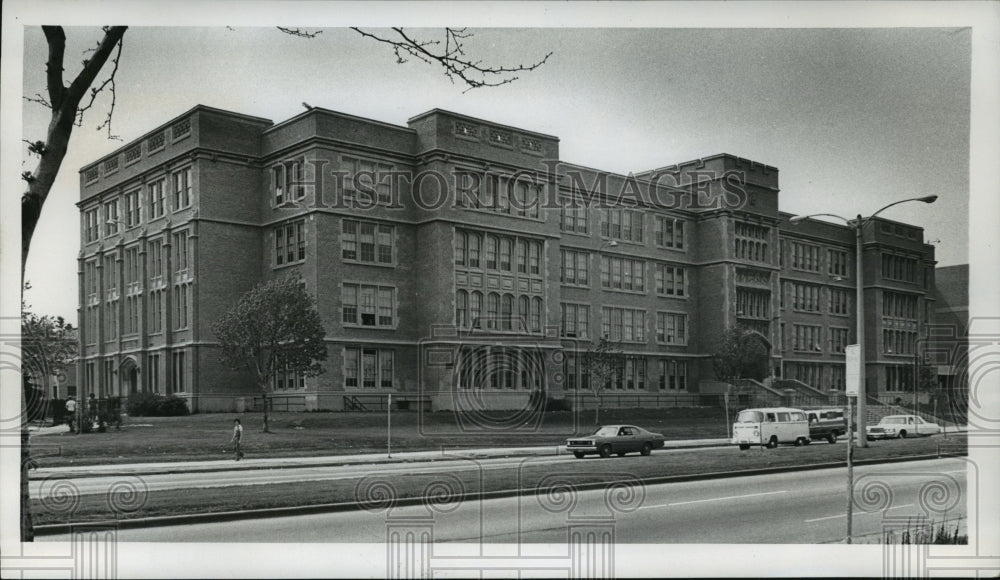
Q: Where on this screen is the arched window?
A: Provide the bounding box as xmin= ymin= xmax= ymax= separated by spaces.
xmin=518 ymin=295 xmax=530 ymax=331
xmin=530 ymin=297 xmax=542 ymax=332
xmin=456 ymin=290 xmax=468 ymax=328
xmin=468 ymin=234 xmax=481 ymax=268
xmin=501 ymin=294 xmax=513 ymax=331
xmin=470 ymin=291 xmax=483 ymax=328
xmin=487 ymin=293 xmax=500 ymax=329
xmin=455 ymin=231 xmax=466 ymax=266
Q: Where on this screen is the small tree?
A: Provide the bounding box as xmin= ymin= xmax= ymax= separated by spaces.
xmin=583 ymin=337 xmax=621 ymax=425
xmin=212 ymin=276 xmax=327 ymax=433
xmin=711 ymin=326 xmax=770 ymax=385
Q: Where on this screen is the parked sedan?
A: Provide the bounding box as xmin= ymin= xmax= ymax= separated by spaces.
xmin=866 ymin=415 xmax=941 ymax=440
xmin=566 ymin=425 xmax=665 ymax=458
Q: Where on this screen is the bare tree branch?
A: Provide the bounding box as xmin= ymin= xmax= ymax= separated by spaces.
xmin=76 ymin=33 xmax=124 ymax=140
xmin=42 ymin=26 xmax=67 ymax=110
xmin=277 ymin=26 xmax=322 ymax=38
xmin=351 ymin=27 xmax=552 ymax=92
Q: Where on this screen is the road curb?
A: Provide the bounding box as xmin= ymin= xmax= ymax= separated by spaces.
xmin=30 ymin=441 xmax=732 ymax=479
xmin=33 ymin=451 xmax=961 ymax=536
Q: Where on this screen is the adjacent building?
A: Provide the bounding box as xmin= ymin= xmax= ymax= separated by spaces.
xmin=77 ymin=105 xmax=939 ymax=412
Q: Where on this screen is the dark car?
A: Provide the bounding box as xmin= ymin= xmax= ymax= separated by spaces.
xmin=807 ymin=408 xmax=847 ymax=444
xmin=566 ymin=425 xmax=666 ymax=458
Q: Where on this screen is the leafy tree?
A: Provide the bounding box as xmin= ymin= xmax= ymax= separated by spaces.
xmin=19 ymin=294 xmax=77 ymax=542
xmin=583 ymin=337 xmax=621 ymax=425
xmin=212 ymin=276 xmax=327 ymax=433
xmin=711 ymin=326 xmax=770 ymax=385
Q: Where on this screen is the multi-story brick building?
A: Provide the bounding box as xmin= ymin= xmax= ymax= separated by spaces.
xmin=77 ymin=104 xmax=938 ymax=412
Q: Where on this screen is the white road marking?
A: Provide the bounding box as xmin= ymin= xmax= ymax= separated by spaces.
xmin=639 ymin=490 xmax=789 ymax=509
xmin=804 ymin=503 xmax=915 ymax=523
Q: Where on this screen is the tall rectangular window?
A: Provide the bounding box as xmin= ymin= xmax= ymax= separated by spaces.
xmin=84 ymin=209 xmax=100 ymax=242
xmin=147 ymin=354 xmax=160 ymax=393
xmin=828 ymin=249 xmax=848 ymax=277
xmin=656 ymin=312 xmax=687 ymax=344
xmin=104 ymin=199 xmax=120 ymax=236
xmin=173 ymin=230 xmax=189 ymax=274
xmin=734 ymin=222 xmax=770 ymax=262
xmin=654 ymin=264 xmax=686 ymax=296
xmin=560 ymin=201 xmax=588 ymax=234
xmin=654 ymin=216 xmax=685 ymax=249
xmin=342 ymin=220 xmax=392 ymax=265
xmin=171 ymin=351 xmax=185 ymax=393
xmin=560 ymin=303 xmax=590 ymax=339
xmin=125 ymin=189 xmax=142 ymax=228
xmin=601 ymin=256 xmax=646 ymax=292
xmin=172 ymin=167 xmax=192 ymax=209
xmin=560 ymin=249 xmax=590 ymax=286
xmin=148 ymin=179 xmax=166 ymax=219
xmin=600 ymin=208 xmax=644 ymax=243
xmin=601 ymin=307 xmax=645 ymax=342
xmin=173 ymin=284 xmax=189 ymax=329
xmin=275 ymin=220 xmax=306 ymax=266
xmin=829 ymin=287 xmax=851 ymax=315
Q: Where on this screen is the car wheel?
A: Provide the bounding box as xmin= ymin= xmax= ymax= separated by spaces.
xmin=599 ymin=444 xmax=612 ymax=458
xmin=794 ymin=437 xmax=805 ymax=446
xmin=766 ymin=436 xmax=778 ymax=449
xmin=573 ymin=452 xmax=585 ymax=459
xmin=803 ymin=437 xmax=811 ymax=445
xmin=738 ymin=443 xmax=750 ymax=451
xmin=898 ymin=430 xmax=907 ymax=439
xmin=827 ymin=433 xmax=837 ymax=444
xmin=641 ymin=443 xmax=653 ymax=456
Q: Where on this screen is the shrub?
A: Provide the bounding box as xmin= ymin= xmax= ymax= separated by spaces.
xmin=155 ymin=395 xmax=190 ymax=416
xmin=126 ymin=393 xmax=190 ymax=417
xmin=126 ymin=392 xmax=161 ymax=417
xmin=545 ymin=396 xmax=573 ymax=412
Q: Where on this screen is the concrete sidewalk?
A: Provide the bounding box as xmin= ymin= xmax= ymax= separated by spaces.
xmin=30 ymin=437 xmax=732 ymax=478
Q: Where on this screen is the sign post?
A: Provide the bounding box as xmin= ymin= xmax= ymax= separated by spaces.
xmin=387 ymin=393 xmax=392 ymax=459
xmin=844 ymin=344 xmax=860 ymax=543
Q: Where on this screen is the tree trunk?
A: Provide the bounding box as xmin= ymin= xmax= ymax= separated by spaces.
xmin=593 ymin=391 xmax=600 ymax=425
xmin=262 ymin=390 xmax=269 ymax=433
xmin=21 ymin=397 xmax=34 ymax=542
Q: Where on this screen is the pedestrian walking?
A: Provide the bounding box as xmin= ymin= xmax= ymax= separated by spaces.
xmin=231 ymin=419 xmax=244 ymax=461
xmin=64 ymin=396 xmax=77 ymax=433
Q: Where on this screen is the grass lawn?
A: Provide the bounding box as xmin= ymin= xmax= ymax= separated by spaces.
xmin=30 ymin=407 xmax=732 ymax=467
xmin=32 ymin=433 xmax=966 ymax=527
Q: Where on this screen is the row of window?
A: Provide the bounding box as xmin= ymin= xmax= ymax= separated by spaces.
xmin=785 ymin=324 xmax=851 ymax=353
xmin=83 ymin=351 xmax=184 ymax=397
xmin=883 ymin=330 xmax=918 ymax=355
xmin=85 ymin=236 xmax=189 ymax=295
xmin=882 ymin=254 xmax=919 ymax=283
xmin=454 ymin=347 xmax=544 ymax=391
xmin=342 ymin=284 xmax=396 ymax=328
xmin=783 ymin=283 xmax=851 ymax=315
xmin=784 ymin=362 xmax=846 ymax=391
xmin=83 ymin=167 xmax=192 ymax=243
xmin=457 ymin=173 xmax=543 ymax=219
xmin=344 ymin=348 xmax=394 ymax=389
xmin=455 ymin=230 xmax=542 ymax=275
xmin=84 ymin=284 xmax=190 ymax=344
xmin=882 ymin=291 xmax=919 ymax=320
xmin=735 ymin=222 xmax=770 ymax=263
xmin=563 ymin=355 xmax=688 ymax=391
xmin=782 ymin=242 xmax=849 ymax=277
xmin=455 ymin=290 xmax=544 ymax=333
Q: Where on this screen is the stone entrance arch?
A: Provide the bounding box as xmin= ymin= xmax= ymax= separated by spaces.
xmin=120 ymin=357 xmax=140 ymax=395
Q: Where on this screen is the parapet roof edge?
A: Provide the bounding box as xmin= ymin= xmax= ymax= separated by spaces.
xmin=264 ymin=106 xmax=418 ymax=136
xmin=79 ymin=104 xmax=273 ymax=173
xmin=643 ymin=153 xmax=780 ymax=175
xmin=407 ymin=108 xmax=560 ymax=141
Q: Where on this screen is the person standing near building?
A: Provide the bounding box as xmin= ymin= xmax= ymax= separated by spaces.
xmin=87 ymin=393 xmax=98 ymax=426
xmin=64 ymin=396 xmax=77 ymax=433
xmin=231 ymin=419 xmax=244 ymax=461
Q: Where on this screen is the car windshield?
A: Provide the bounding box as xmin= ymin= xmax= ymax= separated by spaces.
xmin=593 ymin=427 xmax=618 ymax=437
xmin=736 ymin=411 xmax=764 ymax=423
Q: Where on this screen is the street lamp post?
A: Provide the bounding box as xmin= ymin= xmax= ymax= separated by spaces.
xmin=789 ymin=195 xmax=937 ymax=451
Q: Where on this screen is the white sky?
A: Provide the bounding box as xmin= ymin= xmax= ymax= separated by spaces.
xmin=13 ymin=12 xmax=977 ymax=325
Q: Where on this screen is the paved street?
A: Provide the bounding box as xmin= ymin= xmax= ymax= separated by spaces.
xmin=37 ymin=457 xmax=968 ymax=544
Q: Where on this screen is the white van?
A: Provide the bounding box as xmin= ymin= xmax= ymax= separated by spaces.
xmin=732 ymin=407 xmax=810 ymax=450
